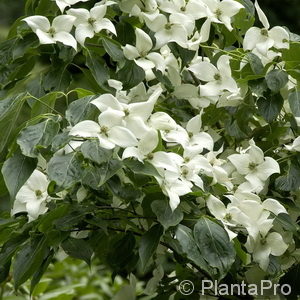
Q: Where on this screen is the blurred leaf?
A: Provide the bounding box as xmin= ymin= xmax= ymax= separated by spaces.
xmin=265 ymin=69 xmax=288 ymax=92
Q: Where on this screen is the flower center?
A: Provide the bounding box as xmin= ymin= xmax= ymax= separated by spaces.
xmin=248 ymin=162 xmax=258 ymax=171
xmin=48 ymin=27 xmax=56 ymax=36
xmin=215 ymin=8 xmax=222 ymax=19
xmin=35 ymin=190 xmax=43 ymax=198
xmin=214 ymin=73 xmax=221 ymax=81
xmin=260 ymin=28 xmax=269 ymax=36
xmin=260 ymin=237 xmax=267 ymax=245
xmin=184 ymin=157 xmax=190 ymax=163
xmin=225 ymin=213 xmax=232 ymax=221
xmin=180 ymin=6 xmax=186 ymax=11
xmin=88 ymin=17 xmax=96 ymax=25
xmin=181 ymin=166 xmax=189 ymax=177
xmin=100 ymin=126 xmax=109 ymax=136
xmin=188 ymin=132 xmax=193 ymax=138
xmin=165 ymin=23 xmax=172 ymax=30
xmin=124 ymin=108 xmax=130 ymax=116
xmin=147 ymin=153 xmax=154 ymax=160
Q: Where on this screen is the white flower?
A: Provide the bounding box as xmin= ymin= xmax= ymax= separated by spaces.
xmin=199 ymin=0 xmax=244 ymax=42
xmin=143 ymin=12 xmax=194 ymax=48
xmin=12 ymin=170 xmax=49 ymax=222
xmin=157 ymin=0 xmax=207 ymax=20
xmin=188 ymin=55 xmax=239 ymax=97
xmin=285 ymin=136 xmax=300 ymax=152
xmin=243 ymin=0 xmax=289 ymax=55
xmin=53 ymin=0 xmax=89 ymax=13
xmin=68 ymin=4 xmax=116 ymax=46
xmin=69 ymin=109 xmax=138 ymax=149
xmin=245 ymin=232 xmax=288 ymax=270
xmin=23 ymin=15 xmax=77 ymax=50
xmin=228 ymin=140 xmax=280 ymax=192
xmin=122 ymin=129 xmax=159 ymax=162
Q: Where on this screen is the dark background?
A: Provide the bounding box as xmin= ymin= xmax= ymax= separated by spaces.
xmin=0 ymin=0 xmax=299 ymax=34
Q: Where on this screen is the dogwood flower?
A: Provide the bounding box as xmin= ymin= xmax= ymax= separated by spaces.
xmin=157 ymin=0 xmax=207 ymax=20
xmin=23 ymin=15 xmax=77 ymax=50
xmin=54 ymin=0 xmax=89 ymax=13
xmin=243 ymin=0 xmax=289 ymax=55
xmin=188 ymin=55 xmax=239 ymax=97
xmin=199 ymin=0 xmax=244 ymax=42
xmin=228 ymin=140 xmax=280 ymax=192
xmin=143 ymin=12 xmax=194 ymax=48
xmin=69 ymin=109 xmax=138 ymax=149
xmin=68 ymin=4 xmax=116 ymax=46
xmin=12 ymin=170 xmax=49 ymax=222
xmin=122 ymin=129 xmax=159 ymax=162
xmin=245 ymin=232 xmax=288 ymax=270
xmin=285 ymin=136 xmax=300 ymax=152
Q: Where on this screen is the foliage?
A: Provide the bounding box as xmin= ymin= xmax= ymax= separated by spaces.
xmin=0 ymin=0 xmax=300 ymax=299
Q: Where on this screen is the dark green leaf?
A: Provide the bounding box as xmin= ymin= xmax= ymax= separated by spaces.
xmin=0 ymin=93 xmax=27 ymax=154
xmin=13 ymin=236 xmax=49 ymax=288
xmin=66 ymin=95 xmax=98 ymax=126
xmin=265 ymin=69 xmax=289 ymax=93
xmin=117 ymin=60 xmax=145 ymax=90
xmin=246 ymin=53 xmax=264 ymax=75
xmin=139 ymin=224 xmax=163 ymax=270
xmin=175 ymin=225 xmax=212 ymax=274
xmin=102 ymin=37 xmax=124 ymax=62
xmin=193 ymin=218 xmax=235 ymax=279
xmin=48 ymin=153 xmax=84 ymax=189
xmin=275 ymin=160 xmax=300 ymax=191
xmin=257 ymin=93 xmax=284 ymax=122
xmin=2 ymin=153 xmax=37 ymax=201
xmin=42 ymin=65 xmax=71 ymax=92
xmin=124 ymin=159 xmax=159 ymax=177
xmin=31 ymin=92 xmax=59 ymax=117
xmin=151 ymin=200 xmax=183 ymax=230
xmin=81 ymin=139 xmax=112 ymax=165
xmin=61 ymin=237 xmax=93 ymax=265
xmin=17 ymin=118 xmax=60 ymax=157
xmin=288 ymin=90 xmax=300 ymax=117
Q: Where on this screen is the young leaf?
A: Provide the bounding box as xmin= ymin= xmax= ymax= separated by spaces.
xmin=193 ymin=218 xmax=235 ymax=279
xmin=2 ymin=153 xmax=37 ymax=201
xmin=139 ymin=224 xmax=163 ymax=270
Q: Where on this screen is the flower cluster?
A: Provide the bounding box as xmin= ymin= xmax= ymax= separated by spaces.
xmin=12 ymin=0 xmax=297 ymax=277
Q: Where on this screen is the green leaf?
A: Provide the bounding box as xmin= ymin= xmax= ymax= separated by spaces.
xmin=13 ymin=236 xmax=49 ymax=289
xmin=117 ymin=60 xmax=145 ymax=90
xmin=2 ymin=153 xmax=37 ymax=201
xmin=66 ymin=95 xmax=98 ymax=126
xmin=265 ymin=69 xmax=289 ymax=93
xmin=47 ymin=153 xmax=84 ymax=189
xmin=151 ymin=200 xmax=183 ymax=230
xmin=80 ymin=139 xmax=112 ymax=165
xmin=17 ymin=118 xmax=60 ymax=157
xmin=139 ymin=224 xmax=163 ymax=270
xmin=31 ymin=92 xmax=60 ymax=118
xmin=257 ymin=93 xmax=284 ymax=122
xmin=124 ymin=159 xmax=159 ymax=177
xmin=61 ymin=237 xmax=93 ymax=265
xmin=102 ymin=37 xmax=125 ymax=62
xmin=246 ymin=53 xmax=264 ymax=75
xmin=0 ymin=93 xmax=27 ymax=155
xmin=42 ymin=65 xmax=71 ymax=92
xmin=275 ymin=160 xmax=300 ymax=191
xmin=86 ymin=50 xmax=110 ymax=90
xmin=288 ymin=90 xmax=300 ymax=117
xmin=175 ymin=225 xmax=212 ymax=274
xmin=193 ymin=218 xmax=235 ymax=279
xmin=82 ymin=160 xmax=122 ymax=189
xmin=273 ymin=213 xmax=299 ymax=234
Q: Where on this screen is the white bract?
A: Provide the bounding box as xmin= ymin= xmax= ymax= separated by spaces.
xmin=23 ymin=15 xmax=77 ymax=50
xmin=12 ymin=170 xmax=49 ymax=222
xmin=54 ymin=0 xmax=90 ymax=12
xmin=68 ymin=4 xmax=116 ymax=45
